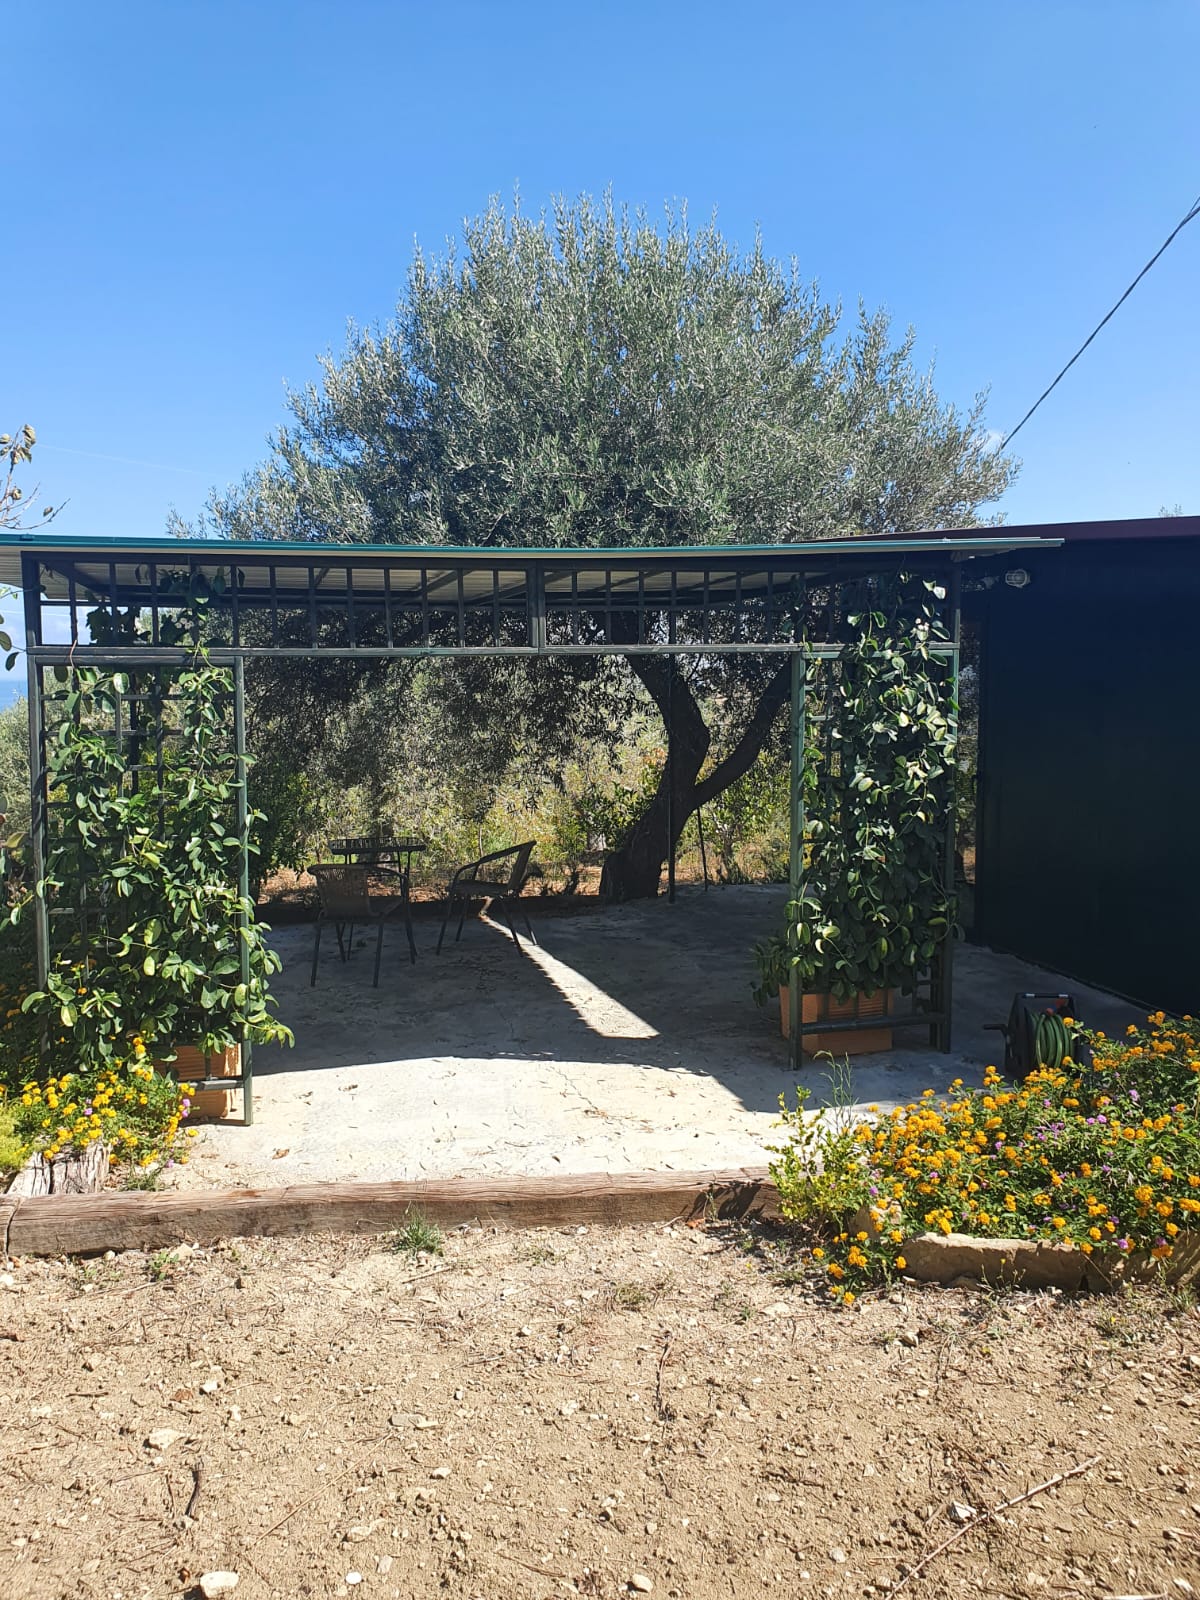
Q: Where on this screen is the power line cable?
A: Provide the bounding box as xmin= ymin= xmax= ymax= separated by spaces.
xmin=1001 ymin=189 xmax=1200 ymax=449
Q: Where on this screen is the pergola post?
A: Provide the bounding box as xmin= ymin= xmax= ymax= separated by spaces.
xmin=787 ymin=648 xmax=805 ymax=1072
xmin=929 ymin=561 xmax=963 ymax=1052
xmin=233 ymin=656 xmax=254 ymax=1125
xmin=22 ymin=559 xmax=50 ymax=991
xmin=666 ymin=665 xmax=676 ymax=903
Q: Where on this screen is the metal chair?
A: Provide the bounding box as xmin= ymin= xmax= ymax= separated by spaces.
xmin=309 ymin=864 xmax=404 ymax=987
xmin=436 ymin=842 xmax=536 ymax=955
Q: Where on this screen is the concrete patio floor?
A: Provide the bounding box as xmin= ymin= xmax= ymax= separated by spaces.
xmin=172 ymin=885 xmax=1141 ymax=1190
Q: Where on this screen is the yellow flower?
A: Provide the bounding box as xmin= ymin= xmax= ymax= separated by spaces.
xmin=894 ymin=1256 xmax=906 ymax=1271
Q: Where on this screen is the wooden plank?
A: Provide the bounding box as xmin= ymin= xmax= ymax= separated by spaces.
xmin=5 ymin=1168 xmax=778 ymax=1258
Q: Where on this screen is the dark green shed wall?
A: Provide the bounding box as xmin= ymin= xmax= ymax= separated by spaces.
xmin=971 ymin=535 xmax=1200 ymax=1014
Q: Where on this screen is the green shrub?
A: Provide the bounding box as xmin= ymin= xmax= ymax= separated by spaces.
xmin=0 ymin=912 xmax=41 ymax=1093
xmin=20 ymin=664 xmax=292 ymax=1067
xmin=0 ymin=1104 xmax=30 ymax=1176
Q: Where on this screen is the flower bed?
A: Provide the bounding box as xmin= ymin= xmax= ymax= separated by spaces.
xmin=3 ymin=1055 xmax=194 ymax=1185
xmin=769 ymin=1011 xmax=1200 ymax=1304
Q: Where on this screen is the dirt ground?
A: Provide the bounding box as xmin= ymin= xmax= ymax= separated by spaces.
xmin=2 ymin=1223 xmax=1199 ymax=1600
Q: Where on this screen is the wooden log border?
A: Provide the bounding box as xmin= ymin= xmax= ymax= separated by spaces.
xmin=1 ymin=1167 xmax=779 ymax=1258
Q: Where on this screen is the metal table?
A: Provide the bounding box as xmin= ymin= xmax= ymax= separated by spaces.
xmin=328 ymin=836 xmax=426 ymax=963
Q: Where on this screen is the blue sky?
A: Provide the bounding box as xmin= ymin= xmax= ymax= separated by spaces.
xmin=2 ymin=1 xmax=1198 ymax=706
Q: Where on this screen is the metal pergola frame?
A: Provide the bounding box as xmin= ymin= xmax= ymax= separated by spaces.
xmin=3 ymin=530 xmax=1062 ymax=1115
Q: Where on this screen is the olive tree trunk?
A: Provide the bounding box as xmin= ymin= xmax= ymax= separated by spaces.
xmin=599 ymin=656 xmax=793 ymax=901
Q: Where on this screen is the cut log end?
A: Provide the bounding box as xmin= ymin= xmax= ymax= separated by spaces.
xmin=6 ymin=1143 xmax=110 ymax=1199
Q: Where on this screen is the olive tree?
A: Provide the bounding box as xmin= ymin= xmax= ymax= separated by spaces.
xmin=198 ymin=196 xmax=1016 ymax=898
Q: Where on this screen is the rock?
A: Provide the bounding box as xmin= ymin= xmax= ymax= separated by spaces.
xmin=949 ymin=1502 xmax=976 ymax=1524
xmin=900 ymin=1233 xmax=1088 ymax=1291
xmin=430 ymin=1466 xmax=451 ymax=1479
xmin=345 ymin=1573 xmax=363 ymax=1586
xmin=898 ymin=1329 xmax=919 ymax=1348
xmin=377 ymin=1555 xmax=394 ymax=1576
xmin=762 ymin=1302 xmax=792 ymax=1319
xmin=199 ymin=1573 xmax=239 ymax=1599
xmin=829 ymin=1548 xmax=847 ymax=1564
xmin=199 ymin=1379 xmax=221 ymax=1395
xmin=145 ymin=1428 xmax=184 ymax=1451
xmin=628 ymin=1576 xmax=654 ymax=1594
xmin=390 ymin=1410 xmax=436 ymax=1429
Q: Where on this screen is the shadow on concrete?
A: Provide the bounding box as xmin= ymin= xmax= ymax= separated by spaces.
xmin=176 ymin=884 xmax=1144 ymax=1190
xmin=256 ymin=884 xmax=793 ymax=1117
xmin=257 ymin=883 xmax=1140 ymax=1110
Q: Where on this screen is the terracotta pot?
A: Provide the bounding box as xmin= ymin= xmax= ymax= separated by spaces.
xmin=779 ymin=986 xmax=895 ymax=1057
xmin=155 ymin=1043 xmax=240 ymax=1120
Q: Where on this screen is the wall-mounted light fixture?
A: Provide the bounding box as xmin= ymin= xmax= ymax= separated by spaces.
xmin=1004 ymin=567 xmax=1031 ymax=589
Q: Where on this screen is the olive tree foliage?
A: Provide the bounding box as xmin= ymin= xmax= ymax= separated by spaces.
xmin=195 ymin=196 xmax=1016 ymax=897
xmin=1 ymin=424 xmax=57 ymax=533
